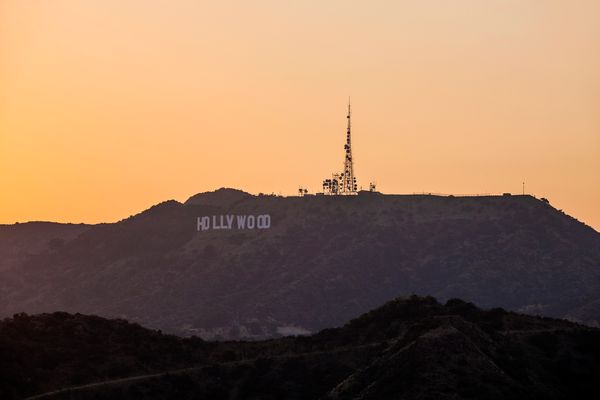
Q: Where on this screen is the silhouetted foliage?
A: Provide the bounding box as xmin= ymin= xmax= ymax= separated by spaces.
xmin=1 ymin=296 xmax=599 ymax=399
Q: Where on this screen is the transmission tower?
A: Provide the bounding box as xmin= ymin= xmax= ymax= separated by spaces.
xmin=322 ymin=100 xmax=359 ymax=195
xmin=340 ymin=99 xmax=357 ymax=194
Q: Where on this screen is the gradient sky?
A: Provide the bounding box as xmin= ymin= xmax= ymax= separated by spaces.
xmin=1 ymin=1 xmax=599 ymax=230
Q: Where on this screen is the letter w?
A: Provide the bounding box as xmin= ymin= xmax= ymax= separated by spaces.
xmin=236 ymin=215 xmax=247 ymax=229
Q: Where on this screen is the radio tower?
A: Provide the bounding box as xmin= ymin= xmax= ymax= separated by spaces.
xmin=322 ymin=99 xmax=359 ymax=195
xmin=340 ymin=99 xmax=357 ymax=194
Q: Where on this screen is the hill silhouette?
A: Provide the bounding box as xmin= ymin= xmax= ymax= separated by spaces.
xmin=1 ymin=296 xmax=599 ymax=400
xmin=1 ymin=189 xmax=599 ymax=338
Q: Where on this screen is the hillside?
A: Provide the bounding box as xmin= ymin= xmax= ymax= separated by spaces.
xmin=1 ymin=296 xmax=599 ymax=400
xmin=0 ymin=222 xmax=90 ymax=271
xmin=0 ymin=189 xmax=599 ymax=338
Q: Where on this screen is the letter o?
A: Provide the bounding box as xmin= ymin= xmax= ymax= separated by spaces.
xmin=247 ymin=215 xmax=255 ymax=229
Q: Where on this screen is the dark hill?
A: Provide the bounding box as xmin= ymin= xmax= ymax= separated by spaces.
xmin=0 ymin=189 xmax=599 ymax=338
xmin=0 ymin=222 xmax=90 ymax=271
xmin=185 ymin=187 xmax=252 ymax=207
xmin=1 ymin=297 xmax=599 ymax=399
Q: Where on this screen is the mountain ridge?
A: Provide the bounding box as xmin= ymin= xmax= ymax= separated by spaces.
xmin=1 ymin=188 xmax=599 ymax=338
xmin=2 ymin=296 xmax=599 ymax=400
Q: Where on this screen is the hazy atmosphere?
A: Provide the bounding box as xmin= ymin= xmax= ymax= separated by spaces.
xmin=1 ymin=0 xmax=599 ymax=229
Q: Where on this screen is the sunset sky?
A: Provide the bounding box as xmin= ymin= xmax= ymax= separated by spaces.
xmin=1 ymin=1 xmax=599 ymax=230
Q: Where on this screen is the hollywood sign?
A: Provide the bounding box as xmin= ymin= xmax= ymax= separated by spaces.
xmin=197 ymin=214 xmax=271 ymax=231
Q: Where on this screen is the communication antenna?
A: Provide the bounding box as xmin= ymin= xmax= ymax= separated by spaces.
xmin=322 ymin=99 xmax=360 ymax=195
xmin=340 ymin=98 xmax=357 ymax=195
xmin=522 ymin=181 xmax=525 ymax=195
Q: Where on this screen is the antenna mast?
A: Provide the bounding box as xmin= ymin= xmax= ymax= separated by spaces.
xmin=340 ymin=98 xmax=357 ymax=195
xmin=322 ymin=99 xmax=359 ymax=195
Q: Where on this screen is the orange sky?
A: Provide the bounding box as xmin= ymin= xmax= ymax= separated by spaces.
xmin=1 ymin=1 xmax=599 ymax=230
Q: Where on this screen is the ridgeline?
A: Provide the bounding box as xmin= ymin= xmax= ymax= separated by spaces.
xmin=1 ymin=188 xmax=599 ymax=338
xmin=1 ymin=296 xmax=599 ymax=400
